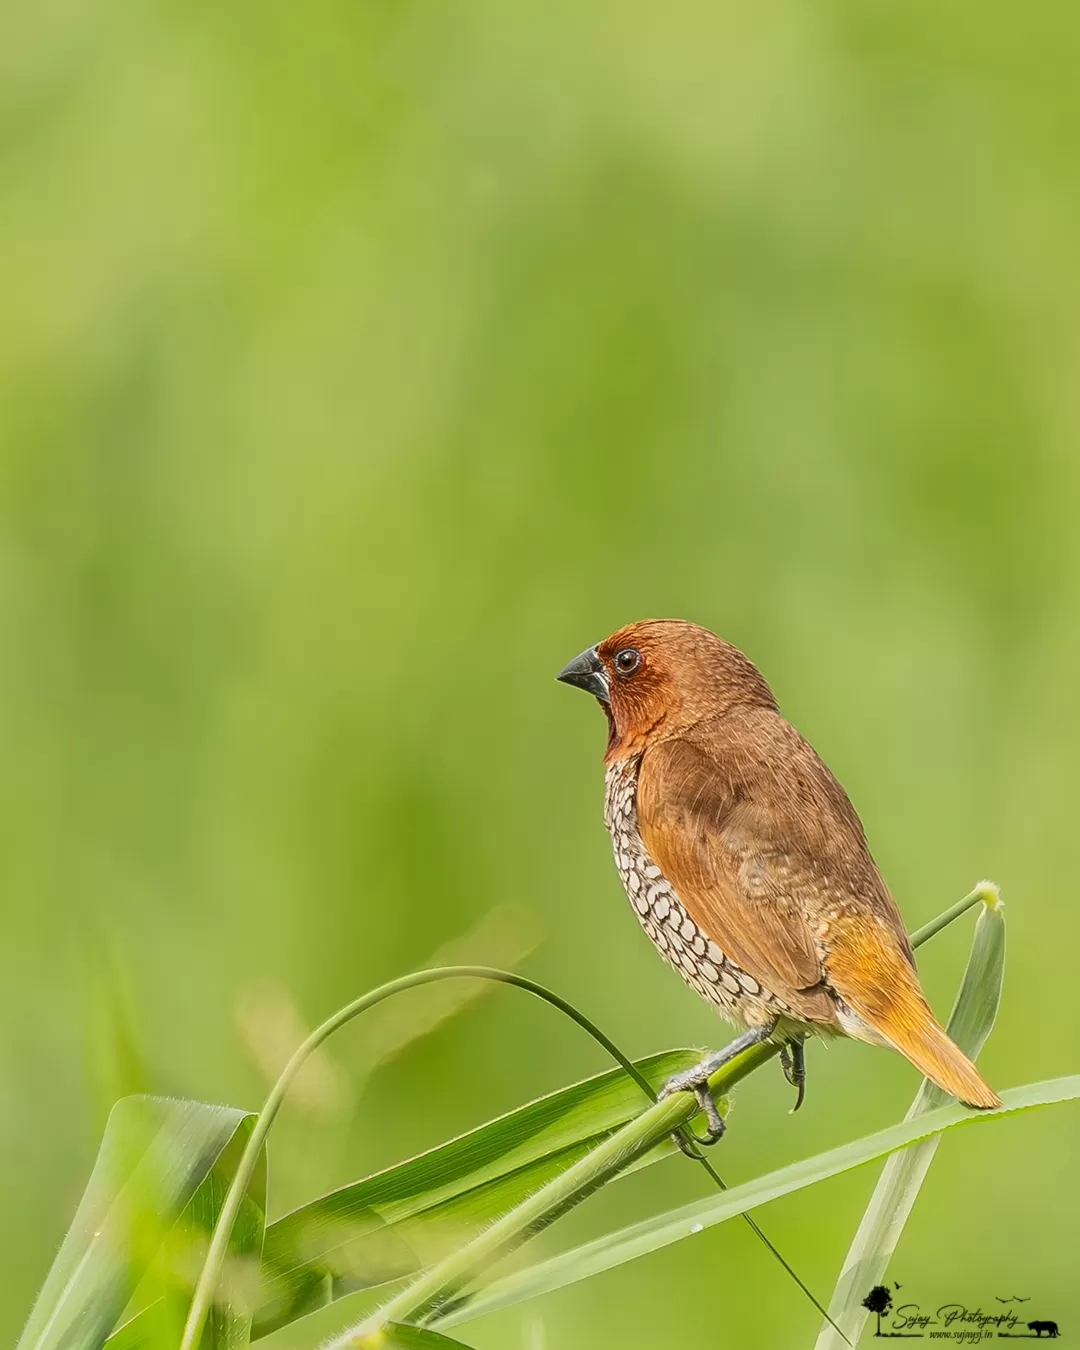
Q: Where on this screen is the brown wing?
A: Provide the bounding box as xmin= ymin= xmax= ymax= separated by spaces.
xmin=635 ymin=713 xmax=908 ymax=1025
xmin=636 ymin=716 xmax=1000 ymax=1107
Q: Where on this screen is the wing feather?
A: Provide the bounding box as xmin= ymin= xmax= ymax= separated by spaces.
xmin=637 ymin=734 xmax=837 ymax=1022
xmin=635 ymin=716 xmax=999 ymax=1106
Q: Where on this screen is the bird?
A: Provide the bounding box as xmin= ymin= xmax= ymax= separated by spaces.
xmin=556 ymin=619 xmax=1001 ymax=1141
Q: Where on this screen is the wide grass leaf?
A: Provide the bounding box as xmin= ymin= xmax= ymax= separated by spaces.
xmin=436 ymin=1074 xmax=1080 ymax=1329
xmin=252 ymin=1049 xmax=695 ymax=1337
xmin=814 ymin=891 xmax=1005 ymax=1348
xmin=355 ymin=1326 xmax=479 ymax=1349
xmin=20 ymin=1096 xmax=264 ymax=1350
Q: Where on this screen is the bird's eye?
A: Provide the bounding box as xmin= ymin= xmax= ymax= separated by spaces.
xmin=614 ymin=648 xmax=641 ymax=675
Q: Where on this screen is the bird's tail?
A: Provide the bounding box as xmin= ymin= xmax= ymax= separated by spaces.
xmin=874 ymin=1006 xmax=1001 ymax=1109
xmin=828 ymin=920 xmax=1002 ymax=1110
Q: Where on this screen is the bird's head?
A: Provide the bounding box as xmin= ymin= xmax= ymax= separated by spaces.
xmin=556 ymin=619 xmax=777 ymax=762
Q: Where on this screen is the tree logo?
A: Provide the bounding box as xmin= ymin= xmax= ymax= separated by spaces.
xmin=862 ymin=1286 xmax=894 ymax=1337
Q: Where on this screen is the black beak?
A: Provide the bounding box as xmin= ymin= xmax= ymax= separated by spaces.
xmin=556 ymin=646 xmax=610 ymax=703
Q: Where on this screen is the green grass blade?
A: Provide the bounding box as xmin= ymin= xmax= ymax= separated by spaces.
xmin=371 ymin=1326 xmax=479 ymax=1349
xmin=98 ymin=1304 xmax=168 ymax=1350
xmin=335 ymin=1040 xmax=783 ymax=1340
xmin=103 ymin=1124 xmax=268 ymax=1350
xmin=251 ymin=1050 xmax=696 ymax=1337
xmin=906 ymin=882 xmax=997 ymax=948
xmin=335 ymin=887 xmax=1001 ymax=1339
xmin=108 ymin=1308 xmax=480 ymax=1350
xmin=184 ymin=1122 xmax=268 ymax=1350
xmin=814 ymin=887 xmax=1005 ymax=1349
xmin=101 ymin=887 xmax=999 ymax=1348
xmin=17 ymin=1097 xmax=259 ymax=1350
xmin=179 ymin=964 xmax=714 ymax=1350
xmin=436 ymin=1075 xmax=1077 ymax=1330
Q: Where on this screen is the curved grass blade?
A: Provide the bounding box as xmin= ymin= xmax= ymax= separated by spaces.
xmin=178 ymin=890 xmax=999 ymax=1345
xmin=251 ymin=1050 xmax=696 ymax=1336
xmin=435 ymin=1075 xmax=1076 ymax=1330
xmin=814 ymin=885 xmax=1005 ymax=1349
xmin=907 ymin=885 xmax=989 ymax=948
xmin=181 ymin=1121 xmax=268 ymax=1350
xmin=180 ymin=964 xmax=827 ymax=1345
xmin=335 ymin=1040 xmax=783 ymax=1340
xmin=339 ymin=886 xmax=1002 ymax=1339
xmin=18 ymin=1097 xmax=263 ymax=1350
xmin=179 ymin=965 xmax=710 ymax=1350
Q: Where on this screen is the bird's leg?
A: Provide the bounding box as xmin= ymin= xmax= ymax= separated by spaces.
xmin=779 ymin=1037 xmax=807 ymax=1112
xmin=661 ymin=1022 xmax=776 ymax=1149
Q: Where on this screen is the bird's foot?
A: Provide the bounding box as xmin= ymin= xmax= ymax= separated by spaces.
xmin=779 ymin=1038 xmax=807 ymax=1113
xmin=660 ymin=1024 xmax=774 ymax=1152
xmin=661 ymin=1065 xmax=728 ymax=1153
xmin=665 ymin=1084 xmax=726 ymax=1155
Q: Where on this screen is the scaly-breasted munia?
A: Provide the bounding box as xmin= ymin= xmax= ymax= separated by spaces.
xmin=557 ymin=619 xmax=1000 ymax=1140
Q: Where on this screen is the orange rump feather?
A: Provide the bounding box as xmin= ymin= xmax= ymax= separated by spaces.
xmin=826 ymin=918 xmax=1002 ymax=1109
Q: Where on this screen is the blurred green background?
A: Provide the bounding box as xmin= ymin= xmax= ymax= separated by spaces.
xmin=3 ymin=2 xmax=1079 ymax=1345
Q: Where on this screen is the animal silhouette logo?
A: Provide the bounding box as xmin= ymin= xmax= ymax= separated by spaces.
xmin=1027 ymin=1323 xmax=1060 ymax=1339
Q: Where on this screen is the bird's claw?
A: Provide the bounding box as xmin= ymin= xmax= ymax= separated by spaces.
xmin=779 ymin=1040 xmax=807 ymax=1113
xmin=692 ymin=1083 xmax=727 ymax=1141
xmin=659 ymin=1025 xmax=775 ymax=1154
xmin=672 ymin=1129 xmax=708 ymax=1159
xmin=661 ymin=1079 xmax=726 ymax=1153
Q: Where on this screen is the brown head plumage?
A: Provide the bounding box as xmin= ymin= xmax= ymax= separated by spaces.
xmin=559 ymin=619 xmax=777 ymax=762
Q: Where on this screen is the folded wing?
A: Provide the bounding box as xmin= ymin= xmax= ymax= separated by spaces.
xmin=636 ymin=731 xmax=838 ymax=1025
